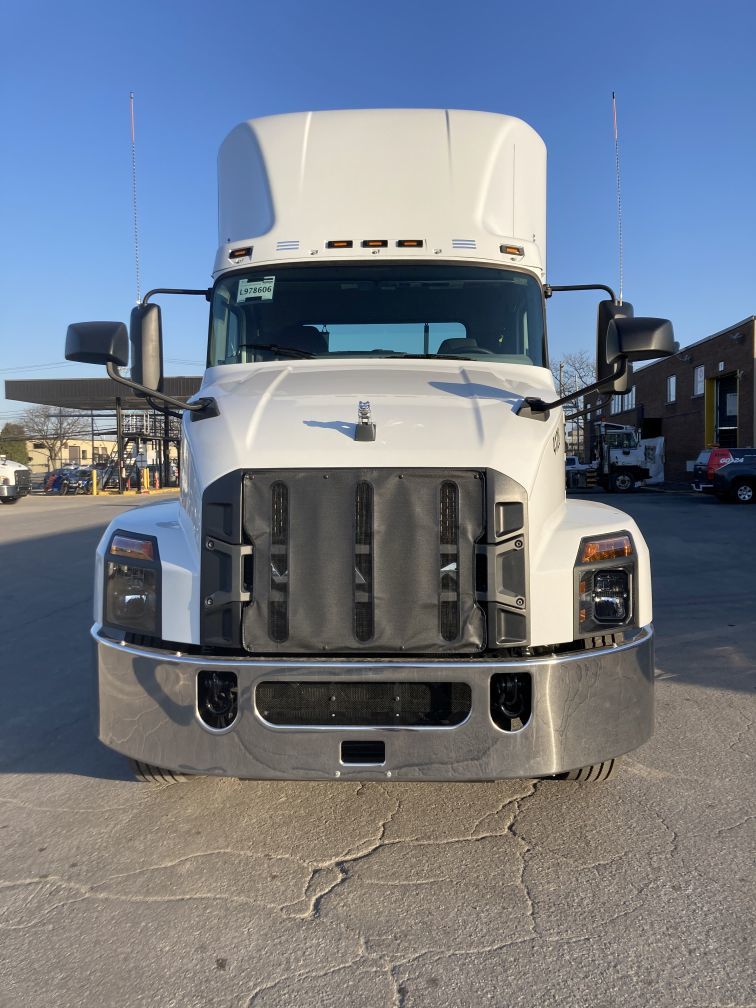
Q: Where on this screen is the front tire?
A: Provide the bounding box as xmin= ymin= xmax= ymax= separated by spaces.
xmin=611 ymin=472 xmax=634 ymax=493
xmin=731 ymin=480 xmax=755 ymax=504
xmin=0 ymin=497 xmax=19 ymax=505
xmin=129 ymin=758 xmax=199 ymax=784
xmin=557 ymin=759 xmax=617 ymax=782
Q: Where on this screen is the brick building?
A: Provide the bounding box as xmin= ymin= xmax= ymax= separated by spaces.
xmin=585 ymin=316 xmax=756 ymax=483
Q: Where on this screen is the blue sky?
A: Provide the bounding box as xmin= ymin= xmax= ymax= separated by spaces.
xmin=2 ymin=0 xmax=754 ymax=426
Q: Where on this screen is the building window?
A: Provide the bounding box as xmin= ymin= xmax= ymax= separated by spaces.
xmin=693 ymin=365 xmax=704 ymax=396
xmin=667 ymin=375 xmax=677 ymax=403
xmin=610 ymin=387 xmax=635 ymax=414
xmin=81 ymin=450 xmax=88 ymax=460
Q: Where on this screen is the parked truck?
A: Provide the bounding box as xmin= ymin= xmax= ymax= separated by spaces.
xmin=66 ymin=109 xmax=675 ymax=783
xmin=591 ymin=422 xmax=665 ymax=492
xmin=0 ymin=455 xmax=32 ymax=504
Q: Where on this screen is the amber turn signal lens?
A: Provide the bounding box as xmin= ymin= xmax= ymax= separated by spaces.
xmin=579 ymin=535 xmax=632 ymax=564
xmin=110 ymin=535 xmax=155 ymax=561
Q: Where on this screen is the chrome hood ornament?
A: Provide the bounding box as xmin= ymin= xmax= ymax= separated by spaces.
xmin=355 ymin=400 xmax=376 ymax=442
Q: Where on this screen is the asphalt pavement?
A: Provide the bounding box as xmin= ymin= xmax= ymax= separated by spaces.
xmin=0 ymin=491 xmax=753 ymax=1008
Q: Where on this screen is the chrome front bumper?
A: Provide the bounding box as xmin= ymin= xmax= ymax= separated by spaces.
xmin=94 ymin=626 xmax=654 ymax=780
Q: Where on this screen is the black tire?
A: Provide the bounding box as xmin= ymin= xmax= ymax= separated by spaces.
xmin=129 ymin=758 xmax=198 ymax=784
xmin=611 ymin=471 xmax=634 ymax=493
xmin=558 ymin=759 xmax=617 ymax=782
xmin=731 ymin=480 xmax=755 ymax=504
xmin=0 ymin=497 xmax=19 ymax=505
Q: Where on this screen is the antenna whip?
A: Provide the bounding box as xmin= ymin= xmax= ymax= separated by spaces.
xmin=612 ymin=91 xmax=623 ymax=305
xmin=130 ymin=91 xmax=142 ymax=305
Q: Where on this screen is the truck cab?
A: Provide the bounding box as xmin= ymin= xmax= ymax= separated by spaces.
xmin=65 ymin=109 xmax=675 ymax=783
xmin=0 ymin=455 xmax=31 ymax=504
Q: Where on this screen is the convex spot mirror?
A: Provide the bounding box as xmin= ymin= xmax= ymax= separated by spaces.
xmin=65 ymin=321 xmax=129 ymax=367
xmin=129 ymin=302 xmax=164 ymax=393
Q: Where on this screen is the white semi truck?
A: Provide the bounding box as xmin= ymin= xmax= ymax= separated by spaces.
xmin=66 ymin=109 xmax=675 ymax=783
xmin=0 ymin=455 xmax=31 ymax=504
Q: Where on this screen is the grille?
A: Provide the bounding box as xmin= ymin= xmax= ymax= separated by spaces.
xmin=354 ymin=481 xmax=374 ymax=641
xmin=439 ymin=481 xmax=460 ymax=641
xmin=240 ymin=468 xmax=486 ymax=654
xmin=15 ymin=470 xmax=31 ymax=492
xmin=269 ymin=482 xmax=289 ymax=642
xmin=256 ymin=680 xmax=472 ymax=726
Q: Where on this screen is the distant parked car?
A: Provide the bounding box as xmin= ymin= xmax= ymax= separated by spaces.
xmin=44 ymin=466 xmax=79 ymax=494
xmin=565 ymin=454 xmax=593 ymax=489
xmin=712 ymin=455 xmax=756 ymax=503
xmin=692 ymin=448 xmax=756 ymax=493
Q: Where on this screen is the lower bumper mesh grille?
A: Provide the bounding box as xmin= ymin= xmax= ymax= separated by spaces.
xmin=256 ymin=680 xmax=472 ymax=726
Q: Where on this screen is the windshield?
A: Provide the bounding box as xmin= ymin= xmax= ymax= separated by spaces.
xmin=208 ymin=264 xmax=546 ymax=367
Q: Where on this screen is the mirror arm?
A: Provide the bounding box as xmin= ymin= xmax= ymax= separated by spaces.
xmin=105 ymin=361 xmax=211 ymax=413
xmin=146 ymin=395 xmax=184 ymax=420
xmin=544 ymin=282 xmax=618 ymax=301
xmin=519 ymin=358 xmax=628 ymax=415
xmin=564 ymin=398 xmax=612 ymax=422
xmin=142 ymin=287 xmax=211 ymax=303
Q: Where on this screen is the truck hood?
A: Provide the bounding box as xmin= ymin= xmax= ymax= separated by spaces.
xmin=0 ymin=458 xmax=29 ymax=474
xmin=187 ymin=360 xmax=559 ymax=496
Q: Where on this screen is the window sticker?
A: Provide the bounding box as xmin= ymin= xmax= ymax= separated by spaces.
xmin=237 ymin=276 xmax=275 ymax=302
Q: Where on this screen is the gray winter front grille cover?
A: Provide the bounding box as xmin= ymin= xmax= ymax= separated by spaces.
xmin=242 ymin=469 xmax=485 ymax=654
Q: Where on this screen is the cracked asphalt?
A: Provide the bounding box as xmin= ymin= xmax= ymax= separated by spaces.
xmin=0 ymin=492 xmax=753 ymax=1007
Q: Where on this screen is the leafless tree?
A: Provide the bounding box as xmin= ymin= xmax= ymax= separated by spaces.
xmin=550 ymin=350 xmax=599 ymax=458
xmin=550 ymin=349 xmax=596 ymax=395
xmin=22 ymin=405 xmax=89 ymax=469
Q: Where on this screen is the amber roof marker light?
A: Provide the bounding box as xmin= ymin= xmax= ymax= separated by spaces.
xmin=326 ymin=240 xmax=354 ymax=249
xmin=229 ymin=246 xmax=253 ymax=260
xmin=361 ymin=239 xmax=388 ymax=248
xmin=500 ymin=244 xmax=524 ymax=256
xmin=396 ymin=239 xmax=424 ymax=248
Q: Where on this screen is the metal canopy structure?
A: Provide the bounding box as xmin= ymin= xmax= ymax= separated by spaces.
xmin=4 ymin=375 xmax=202 ymax=493
xmin=4 ymin=376 xmax=202 ymax=412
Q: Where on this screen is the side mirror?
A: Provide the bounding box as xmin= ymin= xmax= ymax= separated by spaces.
xmin=596 ymin=300 xmax=633 ymax=393
xmin=129 ymin=303 xmax=164 ymax=393
xmin=65 ymin=321 xmax=129 ymax=367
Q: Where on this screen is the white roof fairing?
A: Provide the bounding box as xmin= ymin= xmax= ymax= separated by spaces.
xmin=215 ymin=109 xmax=546 ymax=277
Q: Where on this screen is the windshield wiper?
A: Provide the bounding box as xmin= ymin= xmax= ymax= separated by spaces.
xmin=383 ymin=353 xmax=475 ymax=361
xmin=249 ymin=344 xmax=316 ymax=359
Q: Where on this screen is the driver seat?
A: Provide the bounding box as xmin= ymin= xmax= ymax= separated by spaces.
xmin=436 ymin=337 xmax=483 ymax=355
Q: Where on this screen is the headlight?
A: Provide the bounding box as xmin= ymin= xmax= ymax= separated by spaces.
xmin=104 ymin=531 xmax=160 ymax=636
xmin=575 ymin=533 xmax=635 ymax=636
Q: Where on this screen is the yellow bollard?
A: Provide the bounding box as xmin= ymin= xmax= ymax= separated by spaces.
xmin=142 ymin=467 xmax=149 ymax=492
xmin=91 ymin=469 xmax=98 ymax=495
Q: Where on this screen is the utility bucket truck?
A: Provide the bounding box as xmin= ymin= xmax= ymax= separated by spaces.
xmin=66 ymin=110 xmax=675 ymax=783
